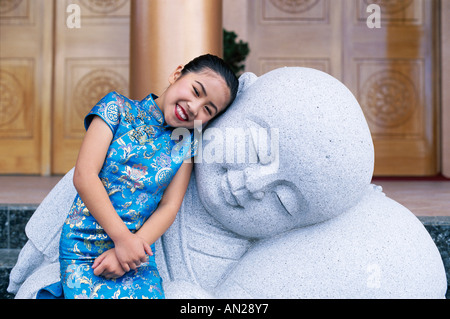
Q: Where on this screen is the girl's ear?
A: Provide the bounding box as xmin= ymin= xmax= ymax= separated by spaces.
xmin=169 ymin=65 xmax=184 ymax=84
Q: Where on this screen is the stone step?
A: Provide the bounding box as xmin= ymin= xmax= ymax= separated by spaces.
xmin=0 ymin=205 xmax=449 ymax=299
xmin=1 ymin=205 xmax=37 ymax=299
xmin=0 ymin=205 xmax=37 ymax=250
xmin=0 ymin=249 xmax=20 ymax=299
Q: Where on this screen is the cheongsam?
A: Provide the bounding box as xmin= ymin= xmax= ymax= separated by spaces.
xmin=57 ymin=91 xmax=197 ymax=299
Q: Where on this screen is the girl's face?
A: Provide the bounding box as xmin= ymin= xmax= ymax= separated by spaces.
xmin=159 ymin=66 xmax=231 ymax=129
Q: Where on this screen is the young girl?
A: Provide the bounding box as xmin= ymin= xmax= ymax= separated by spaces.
xmin=58 ymin=54 xmax=238 ymax=299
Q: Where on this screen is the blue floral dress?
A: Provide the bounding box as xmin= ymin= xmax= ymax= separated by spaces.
xmin=54 ymin=92 xmax=197 ymax=299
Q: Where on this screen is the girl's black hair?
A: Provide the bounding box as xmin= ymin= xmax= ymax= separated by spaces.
xmin=181 ymin=54 xmax=239 ymax=112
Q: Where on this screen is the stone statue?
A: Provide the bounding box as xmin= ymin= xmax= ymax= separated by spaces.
xmin=8 ymin=67 xmax=447 ymax=299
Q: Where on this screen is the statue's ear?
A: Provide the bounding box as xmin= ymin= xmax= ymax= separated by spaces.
xmin=237 ymin=72 xmax=258 ymax=95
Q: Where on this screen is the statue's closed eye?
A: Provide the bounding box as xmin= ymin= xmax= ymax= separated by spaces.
xmin=273 ymin=183 xmax=301 ymax=218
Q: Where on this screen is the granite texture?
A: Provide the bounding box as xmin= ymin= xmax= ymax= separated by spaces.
xmin=1 ymin=249 xmax=20 ymax=299
xmin=156 ymin=68 xmax=446 ymax=298
xmin=0 ymin=204 xmax=35 ymax=299
xmin=193 ymin=68 xmax=375 ymax=237
xmin=419 ymin=217 xmax=450 ymax=298
xmin=6 ymin=169 xmax=76 ymax=298
xmin=212 ymin=186 xmax=446 ymax=298
xmin=2 ymin=212 xmax=449 ymax=299
xmin=4 ymin=68 xmax=448 ymax=299
xmin=0 ymin=205 xmax=35 ymax=249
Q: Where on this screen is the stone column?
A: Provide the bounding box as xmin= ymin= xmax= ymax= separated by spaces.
xmin=130 ymin=0 xmax=223 ymax=100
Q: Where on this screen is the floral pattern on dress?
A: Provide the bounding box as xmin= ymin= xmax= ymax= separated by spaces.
xmin=58 ymin=91 xmax=197 ymax=299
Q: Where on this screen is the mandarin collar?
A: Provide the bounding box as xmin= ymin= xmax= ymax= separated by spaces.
xmin=141 ymin=93 xmax=172 ymax=128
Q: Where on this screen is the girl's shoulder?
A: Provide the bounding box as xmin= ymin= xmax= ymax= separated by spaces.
xmin=98 ymin=91 xmax=131 ymax=104
xmin=84 ymin=91 xmax=134 ymax=133
xmin=92 ymin=91 xmax=136 ymax=116
xmin=86 ymin=91 xmax=164 ymax=132
xmin=108 ymin=91 xmax=136 ymax=110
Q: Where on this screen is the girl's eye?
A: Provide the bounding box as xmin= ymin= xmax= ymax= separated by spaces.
xmin=193 ymin=87 xmax=200 ymax=97
xmin=204 ymin=105 xmax=212 ymax=115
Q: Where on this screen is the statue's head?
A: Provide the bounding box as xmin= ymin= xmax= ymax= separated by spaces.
xmin=194 ymin=67 xmax=374 ymax=238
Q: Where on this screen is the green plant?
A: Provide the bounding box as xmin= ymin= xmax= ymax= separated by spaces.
xmin=223 ymin=29 xmax=250 ymax=76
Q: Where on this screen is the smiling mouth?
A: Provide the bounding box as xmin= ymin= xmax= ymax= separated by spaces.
xmin=175 ymin=104 xmax=188 ymax=121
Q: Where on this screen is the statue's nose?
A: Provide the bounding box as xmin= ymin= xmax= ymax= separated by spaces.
xmin=226 ymin=167 xmax=279 ymax=201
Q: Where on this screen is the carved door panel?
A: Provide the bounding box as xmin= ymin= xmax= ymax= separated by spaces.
xmin=247 ymin=0 xmax=342 ymax=77
xmin=52 ymin=0 xmax=130 ymax=174
xmin=243 ymin=0 xmax=439 ymax=176
xmin=343 ymin=0 xmax=438 ymax=176
xmin=0 ymin=0 xmax=54 ymax=174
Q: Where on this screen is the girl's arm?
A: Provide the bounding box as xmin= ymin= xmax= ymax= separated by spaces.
xmin=135 ymin=159 xmax=193 ymax=245
xmin=92 ymin=159 xmax=193 ymax=279
xmin=74 ymin=116 xmax=151 ymax=272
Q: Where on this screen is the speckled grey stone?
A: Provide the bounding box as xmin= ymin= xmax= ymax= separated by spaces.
xmin=213 ymin=186 xmax=447 ymax=298
xmin=156 ymin=68 xmax=446 ymax=298
xmin=196 ymin=67 xmax=375 ymax=236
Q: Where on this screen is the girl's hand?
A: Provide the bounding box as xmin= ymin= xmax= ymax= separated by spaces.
xmin=113 ymin=232 xmax=153 ymax=273
xmin=92 ymin=248 xmax=125 ymax=279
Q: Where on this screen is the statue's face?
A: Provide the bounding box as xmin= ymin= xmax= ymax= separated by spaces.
xmin=194 ymin=68 xmax=374 ymax=238
xmin=195 ymin=109 xmax=307 ymax=238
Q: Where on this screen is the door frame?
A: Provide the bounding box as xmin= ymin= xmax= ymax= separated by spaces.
xmin=441 ymin=0 xmax=450 ymax=178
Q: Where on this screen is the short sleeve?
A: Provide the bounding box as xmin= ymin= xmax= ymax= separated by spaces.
xmin=84 ymin=91 xmax=122 ymax=134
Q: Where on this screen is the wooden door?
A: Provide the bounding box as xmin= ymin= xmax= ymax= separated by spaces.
xmin=343 ymin=0 xmax=439 ymax=176
xmin=246 ymin=0 xmax=342 ymax=77
xmin=0 ymin=0 xmax=54 ymax=174
xmin=52 ymin=0 xmax=130 ymax=174
xmin=237 ymin=0 xmax=439 ymax=176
